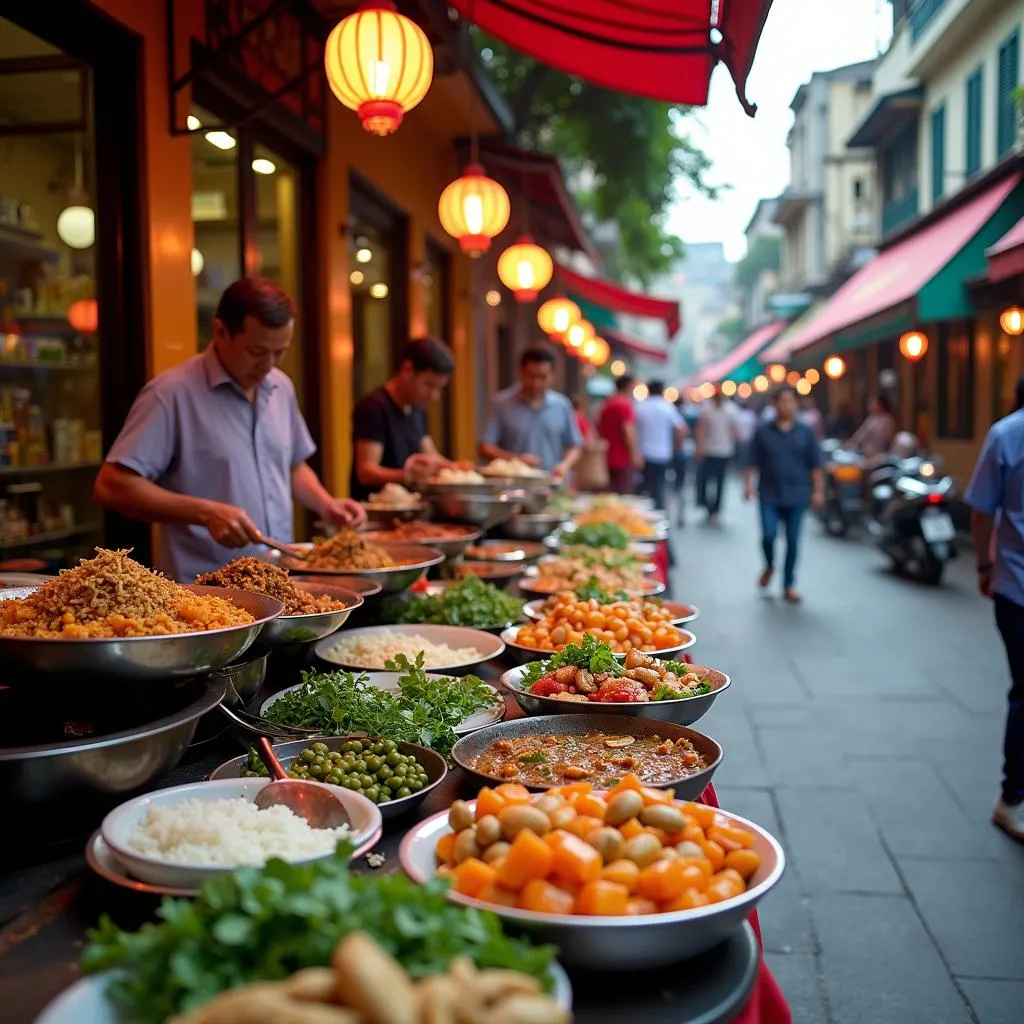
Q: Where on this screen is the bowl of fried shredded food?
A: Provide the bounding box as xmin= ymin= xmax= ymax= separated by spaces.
xmin=197 ymin=557 xmax=363 ymax=644
xmin=359 ymin=520 xmax=482 ymax=560
xmin=0 ymin=549 xmax=283 ymax=681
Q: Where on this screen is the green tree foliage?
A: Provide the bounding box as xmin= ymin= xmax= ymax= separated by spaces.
xmin=476 ymin=35 xmax=721 ymax=283
xmin=734 ymin=234 xmax=781 ymax=291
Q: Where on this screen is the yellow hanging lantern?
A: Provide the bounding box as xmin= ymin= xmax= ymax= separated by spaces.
xmin=898 ymin=330 xmax=928 ymax=361
xmin=537 ymin=297 xmax=581 ymax=337
xmin=438 ymin=165 xmax=510 ymax=257
xmin=1000 ymin=306 xmax=1024 ymax=336
xmin=589 ymin=337 xmax=610 ymax=366
xmin=324 ymin=1 xmax=433 ymax=137
xmin=768 ymin=363 xmax=787 ymax=383
xmin=565 ymin=319 xmax=594 ymax=350
xmin=823 ymin=355 xmax=846 ymax=380
xmin=496 ymin=235 xmax=553 ymax=302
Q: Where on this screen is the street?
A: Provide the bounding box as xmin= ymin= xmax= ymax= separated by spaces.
xmin=672 ymin=481 xmax=1024 ymax=1024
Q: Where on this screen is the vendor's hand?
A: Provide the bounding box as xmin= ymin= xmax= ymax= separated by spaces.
xmin=551 ymin=462 xmax=568 ymax=482
xmin=200 ymin=501 xmax=262 ymax=548
xmin=452 ymin=459 xmax=476 ymax=471
xmin=743 ymin=484 xmax=754 ymax=503
xmin=518 ymin=453 xmax=543 ymax=468
xmin=403 ymin=453 xmax=442 ymax=482
xmin=811 ymin=490 xmax=825 ymax=512
xmin=979 ymin=567 xmax=994 ymax=598
xmin=632 ymin=453 xmax=645 ymax=471
xmin=323 ymin=497 xmax=366 ymax=528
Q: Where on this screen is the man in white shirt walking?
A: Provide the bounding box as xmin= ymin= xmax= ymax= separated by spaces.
xmin=635 ymin=381 xmax=687 ymax=511
xmin=696 ymin=386 xmax=740 ymax=523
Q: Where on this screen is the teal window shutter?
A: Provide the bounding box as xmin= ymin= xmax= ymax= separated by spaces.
xmin=931 ymin=105 xmax=945 ymax=203
xmin=966 ymin=67 xmax=983 ymax=178
xmin=997 ymin=29 xmax=1020 ymax=158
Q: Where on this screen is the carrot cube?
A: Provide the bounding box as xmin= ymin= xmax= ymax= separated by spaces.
xmin=606 ymin=773 xmax=644 ymax=798
xmin=576 ymin=879 xmax=629 ymax=916
xmin=496 ymin=828 xmax=554 ymax=890
xmin=435 ymin=833 xmax=456 ymax=865
xmin=518 ymin=878 xmax=575 ymax=915
xmin=563 ymin=815 xmax=605 ymax=839
xmin=477 ymin=882 xmax=519 ymax=908
xmin=625 ymin=897 xmax=659 ymax=916
xmin=451 ymin=858 xmax=497 ymax=898
xmin=636 ymin=858 xmax=687 ymax=903
xmin=476 ymin=787 xmax=506 ymax=819
xmin=574 ymin=794 xmax=609 ymax=819
xmin=494 ymin=783 xmax=531 ymax=805
xmin=600 ymin=858 xmax=640 ymax=892
xmin=552 ymin=833 xmax=603 ymax=886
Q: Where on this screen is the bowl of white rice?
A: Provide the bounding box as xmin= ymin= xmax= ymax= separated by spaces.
xmin=101 ymin=778 xmax=383 ymax=888
xmin=313 ymin=624 xmax=505 ymax=673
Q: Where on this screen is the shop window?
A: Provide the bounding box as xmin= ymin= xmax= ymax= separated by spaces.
xmin=965 ymin=67 xmax=983 ymax=179
xmin=350 ymin=178 xmax=407 ymax=398
xmin=423 ymin=239 xmax=451 ymax=453
xmin=0 ymin=18 xmax=104 ymax=568
xmin=937 ymin=323 xmax=974 ymax=439
xmin=930 ymin=104 xmax=945 ymax=203
xmin=997 ymin=29 xmax=1020 ymax=159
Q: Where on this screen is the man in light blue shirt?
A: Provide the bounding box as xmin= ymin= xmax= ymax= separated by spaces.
xmin=966 ymin=386 xmax=1024 ymax=842
xmin=635 ymin=380 xmax=686 ymax=511
xmin=479 ymin=345 xmax=582 ymax=480
xmin=94 ymin=278 xmax=364 ymax=580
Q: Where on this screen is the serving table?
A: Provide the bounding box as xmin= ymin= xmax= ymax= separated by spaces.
xmin=0 ymin=641 xmax=789 ymax=1024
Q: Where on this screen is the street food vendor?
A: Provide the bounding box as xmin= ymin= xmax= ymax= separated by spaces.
xmin=350 ymin=336 xmax=460 ymax=500
xmin=479 ymin=344 xmax=582 ymax=481
xmin=93 ymin=278 xmax=365 ymax=581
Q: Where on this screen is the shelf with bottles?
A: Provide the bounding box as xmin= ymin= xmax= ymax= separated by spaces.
xmin=0 ymin=382 xmax=104 ymax=472
xmin=0 ymin=461 xmax=102 ymax=479
xmin=0 ymin=522 xmax=101 ymax=553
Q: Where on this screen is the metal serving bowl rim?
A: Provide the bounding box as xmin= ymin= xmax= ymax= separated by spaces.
xmin=463 ymin=540 xmax=547 ymax=563
xmin=0 ymin=677 xmax=227 ymax=760
xmin=455 ymin=560 xmax=525 ymax=578
xmin=289 ymin=574 xmax=384 ymax=599
xmin=269 ymin=583 xmax=365 ymax=623
xmin=516 ymin=575 xmax=667 ymax=599
xmin=498 ymin=661 xmax=731 ymax=711
xmin=522 ymin=597 xmax=698 ymax=625
xmin=401 ymin=802 xmax=784 ymax=927
xmin=499 ymin=624 xmax=696 ymax=661
xmin=313 ymin=622 xmax=507 ymax=670
xmin=0 ymin=584 xmax=284 ymax=645
xmin=359 ymin=501 xmax=426 ymax=513
xmin=282 ymin=543 xmax=445 ymax=576
xmin=360 ymin=526 xmax=482 ymax=546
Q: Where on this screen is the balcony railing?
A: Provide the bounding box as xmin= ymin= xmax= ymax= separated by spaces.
xmin=909 ymin=0 xmax=947 ymax=42
xmin=882 ymin=189 xmax=919 ymax=236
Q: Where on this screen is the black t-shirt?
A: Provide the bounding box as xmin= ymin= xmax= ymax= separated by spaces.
xmin=349 ymin=386 xmax=427 ymax=500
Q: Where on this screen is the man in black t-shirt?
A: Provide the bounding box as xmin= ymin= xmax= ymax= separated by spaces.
xmin=350 ymin=337 xmax=458 ymax=500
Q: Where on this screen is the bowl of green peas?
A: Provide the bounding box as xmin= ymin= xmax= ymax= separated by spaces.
xmin=209 ymin=735 xmax=448 ymax=820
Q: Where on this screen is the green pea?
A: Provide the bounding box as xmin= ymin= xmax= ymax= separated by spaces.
xmin=409 ymin=778 xmax=424 ymax=792
xmin=394 ymin=765 xmax=408 ymax=778
xmin=371 ymin=743 xmax=385 ymax=755
xmin=378 ymin=765 xmax=393 ymax=780
xmin=383 ymin=740 xmax=397 ymax=752
xmin=386 ymin=752 xmax=402 ymax=767
xmin=299 ymin=749 xmax=316 ymax=763
xmin=396 ymin=786 xmax=412 ymax=798
xmin=387 ymin=776 xmax=404 ymax=791
xmin=364 ymin=785 xmax=380 ymax=802
xmin=312 ymin=742 xmax=328 ymax=755
xmin=308 ymin=764 xmax=323 ymax=777
xmin=341 ymin=741 xmax=359 ymax=754
xmin=364 ymin=756 xmax=381 ymax=772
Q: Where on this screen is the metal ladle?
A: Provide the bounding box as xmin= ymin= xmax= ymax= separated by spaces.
xmin=259 ymin=537 xmax=311 ymax=561
xmin=250 ymin=735 xmax=351 ymax=829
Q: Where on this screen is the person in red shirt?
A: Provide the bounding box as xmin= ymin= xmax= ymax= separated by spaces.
xmin=572 ymin=394 xmax=592 ymax=441
xmin=597 ymin=375 xmax=642 ymax=494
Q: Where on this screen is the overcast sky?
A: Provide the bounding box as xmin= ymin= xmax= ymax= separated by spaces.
xmin=667 ymin=0 xmax=894 ymax=262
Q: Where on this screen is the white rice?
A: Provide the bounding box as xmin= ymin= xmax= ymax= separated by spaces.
xmin=126 ymin=797 xmax=350 ymax=866
xmin=326 ymin=631 xmax=481 ymax=668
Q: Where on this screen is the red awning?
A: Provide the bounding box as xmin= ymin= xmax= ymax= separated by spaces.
xmin=604 ymin=327 xmax=669 ymax=363
xmin=685 ymin=319 xmax=785 ymax=385
xmin=987 ymin=215 xmax=1024 ymax=283
xmin=783 ymin=173 xmax=1022 ymax=356
xmin=451 ymin=0 xmax=774 ymax=115
xmin=557 ymin=263 xmax=682 ymax=337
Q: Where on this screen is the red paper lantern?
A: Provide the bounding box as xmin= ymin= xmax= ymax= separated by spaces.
xmin=67 ymin=298 xmax=98 ymax=334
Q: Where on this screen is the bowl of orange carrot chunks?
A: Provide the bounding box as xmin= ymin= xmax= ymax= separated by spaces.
xmin=399 ymin=775 xmax=785 ymax=969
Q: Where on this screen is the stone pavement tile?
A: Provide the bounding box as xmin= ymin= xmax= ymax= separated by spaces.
xmin=765 ymin=953 xmax=830 ymax=1024
xmin=793 ymin=657 xmax=945 ymax=699
xmin=898 ymin=858 xmax=1024 ymax=979
xmin=775 ymin=787 xmax=903 ymax=894
xmin=698 ymin=712 xmax=766 ymax=786
xmin=757 ymin=729 xmax=857 ymax=788
xmin=744 ymin=703 xmax=818 ymax=729
xmin=849 ymin=760 xmax=988 ymax=858
xmin=958 ymin=978 xmax=1024 ymax=1024
xmin=812 ymin=893 xmax=973 ymax=1024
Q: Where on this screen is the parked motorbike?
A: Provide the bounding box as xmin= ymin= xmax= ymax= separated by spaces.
xmin=867 ymin=453 xmax=957 ymax=585
xmin=819 ymin=439 xmax=866 ymax=537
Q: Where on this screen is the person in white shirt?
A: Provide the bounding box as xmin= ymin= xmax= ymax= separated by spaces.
xmin=696 ymin=386 xmax=740 ymax=522
xmin=635 ymin=381 xmax=687 ymax=511
xmin=735 ymin=401 xmax=759 ymax=472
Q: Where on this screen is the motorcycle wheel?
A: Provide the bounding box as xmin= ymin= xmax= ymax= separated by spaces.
xmin=918 ymin=556 xmax=945 ymax=586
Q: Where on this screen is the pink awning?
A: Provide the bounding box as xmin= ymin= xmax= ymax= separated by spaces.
xmin=557 ymin=263 xmax=682 ymax=336
xmin=685 ymin=319 xmax=785 ymax=385
xmin=783 ymin=173 xmax=1021 ymax=356
xmin=987 ymin=215 xmax=1024 ymax=283
xmin=604 ymin=327 xmax=669 ymax=363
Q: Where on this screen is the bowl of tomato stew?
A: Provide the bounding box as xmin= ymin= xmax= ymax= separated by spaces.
xmin=450 ymin=714 xmax=721 ymax=798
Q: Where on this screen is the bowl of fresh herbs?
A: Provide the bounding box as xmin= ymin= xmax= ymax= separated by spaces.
xmin=375 ymin=575 xmax=525 ymax=633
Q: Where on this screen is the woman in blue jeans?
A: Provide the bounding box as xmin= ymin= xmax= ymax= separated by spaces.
xmin=743 ymin=387 xmax=824 ymax=602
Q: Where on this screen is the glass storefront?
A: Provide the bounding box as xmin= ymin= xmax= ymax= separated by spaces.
xmin=0 ymin=17 xmax=103 ymax=570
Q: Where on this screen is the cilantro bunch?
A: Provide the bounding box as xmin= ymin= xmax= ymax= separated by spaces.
xmin=559 ymin=522 xmax=631 ymax=549
xmin=520 ymin=634 xmax=622 ymax=687
xmin=379 ymin=575 xmax=524 ymax=628
xmin=572 ymin=576 xmax=630 ymax=604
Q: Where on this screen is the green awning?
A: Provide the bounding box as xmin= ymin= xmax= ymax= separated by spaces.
xmin=568 ymin=293 xmax=620 ymax=332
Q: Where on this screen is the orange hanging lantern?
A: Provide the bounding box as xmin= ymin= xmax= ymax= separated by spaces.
xmin=438 ymin=165 xmax=510 ymax=257
xmin=1000 ymin=305 xmax=1024 ymax=336
xmin=898 ymin=330 xmax=928 ymax=361
xmin=67 ymin=298 xmax=98 ymax=334
xmin=537 ymin=297 xmax=581 ymax=337
xmin=496 ymin=235 xmax=553 ymax=302
xmin=589 ymin=337 xmax=610 ymax=366
xmin=565 ymin=319 xmax=594 ymax=350
xmin=767 ymin=363 xmax=787 ymax=383
xmin=324 ymin=1 xmax=433 ymax=137
xmin=823 ymin=355 xmax=846 ymax=380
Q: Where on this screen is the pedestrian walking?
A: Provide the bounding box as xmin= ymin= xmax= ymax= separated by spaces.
xmin=965 ymin=381 xmax=1024 ymax=842
xmin=596 ymin=374 xmax=642 ymax=494
xmin=744 ymin=386 xmax=824 ymax=603
xmin=696 ymin=386 xmax=740 ymax=523
xmin=635 ymin=381 xmax=686 ymax=512
xmin=735 ymin=399 xmax=759 ymax=472
xmin=672 ymin=397 xmax=693 ymax=526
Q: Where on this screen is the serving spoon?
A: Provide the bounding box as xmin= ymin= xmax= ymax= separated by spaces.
xmin=251 ymin=735 xmax=351 ymax=829
xmin=259 ymin=537 xmax=312 ymax=561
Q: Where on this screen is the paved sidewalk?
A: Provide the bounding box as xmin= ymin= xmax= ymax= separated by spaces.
xmin=668 ymin=483 xmax=1024 ymax=1024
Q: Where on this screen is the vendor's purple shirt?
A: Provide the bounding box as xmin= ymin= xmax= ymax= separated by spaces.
xmin=105 ymin=345 xmax=315 ymax=581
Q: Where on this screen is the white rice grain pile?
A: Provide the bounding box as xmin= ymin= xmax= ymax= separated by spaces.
xmin=327 ymin=631 xmax=481 ymax=668
xmin=127 ymin=797 xmax=350 ymax=866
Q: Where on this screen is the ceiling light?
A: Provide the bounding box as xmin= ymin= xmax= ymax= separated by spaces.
xmin=56 ymin=205 xmax=95 ymax=249
xmin=485 ymin=289 xmax=502 ymax=307
xmin=610 ymin=360 xmax=626 ymax=377
xmin=251 ymin=158 xmax=276 ymax=175
xmin=205 ymin=131 xmax=236 ymax=150
xmin=369 ymin=282 xmax=389 ymax=299
xmin=191 ymin=247 xmax=205 ymax=276
xmin=633 ymin=383 xmax=649 ymax=401
xmin=187 ymin=114 xmax=202 ymax=131
xmin=355 ymin=247 xmax=373 ymax=263
xmin=349 ymin=270 xmax=365 ymax=285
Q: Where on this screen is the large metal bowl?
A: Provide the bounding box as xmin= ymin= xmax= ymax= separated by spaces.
xmin=210 ymin=641 xmax=270 ymax=707
xmin=280 ymin=543 xmax=444 ymax=594
xmin=292 ymin=574 xmax=383 ymax=601
xmin=450 ymin=560 xmax=525 ymax=590
xmin=360 ymin=501 xmax=427 ymax=526
xmin=422 ymin=491 xmax=526 ymax=530
xmin=499 ymin=662 xmax=730 ymax=726
xmin=464 ymin=539 xmax=547 ymax=564
xmin=0 ymin=677 xmax=226 ymax=808
xmin=498 ymin=624 xmax=695 ymax=666
xmin=360 ymin=525 xmax=482 ymax=561
xmin=501 ymin=511 xmax=569 ymax=541
xmin=389 ymin=579 xmax=524 ymax=633
xmin=450 ymin=713 xmax=721 ymax=797
xmin=401 ymin=802 xmax=783 ymax=969
xmin=209 ymin=735 xmax=448 ymax=820
xmin=419 ymin=477 xmax=508 ymax=497
xmin=0 ymin=585 xmax=283 ymax=682
xmin=522 ymin=597 xmax=698 ymax=626
xmin=258 ymin=582 xmax=364 ymax=644
xmin=517 ymin=570 xmax=666 ymax=599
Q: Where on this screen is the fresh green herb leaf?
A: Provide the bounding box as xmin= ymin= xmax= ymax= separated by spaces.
xmin=519 ymin=634 xmax=622 ymax=687
xmin=377 ymin=575 xmax=524 ymax=628
xmin=559 ymin=522 xmax=631 ymax=549
xmin=81 ymin=844 xmax=555 ymax=1024
xmin=572 ymin=577 xmax=630 ymax=603
xmin=518 ymin=751 xmax=547 ymax=764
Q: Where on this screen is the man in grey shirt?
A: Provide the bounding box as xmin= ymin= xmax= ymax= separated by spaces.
xmin=479 ymin=344 xmax=582 ymax=480
xmin=93 ymin=278 xmax=365 ymax=580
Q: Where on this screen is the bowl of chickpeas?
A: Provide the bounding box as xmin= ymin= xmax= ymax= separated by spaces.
xmin=499 ymin=594 xmax=696 ymax=665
